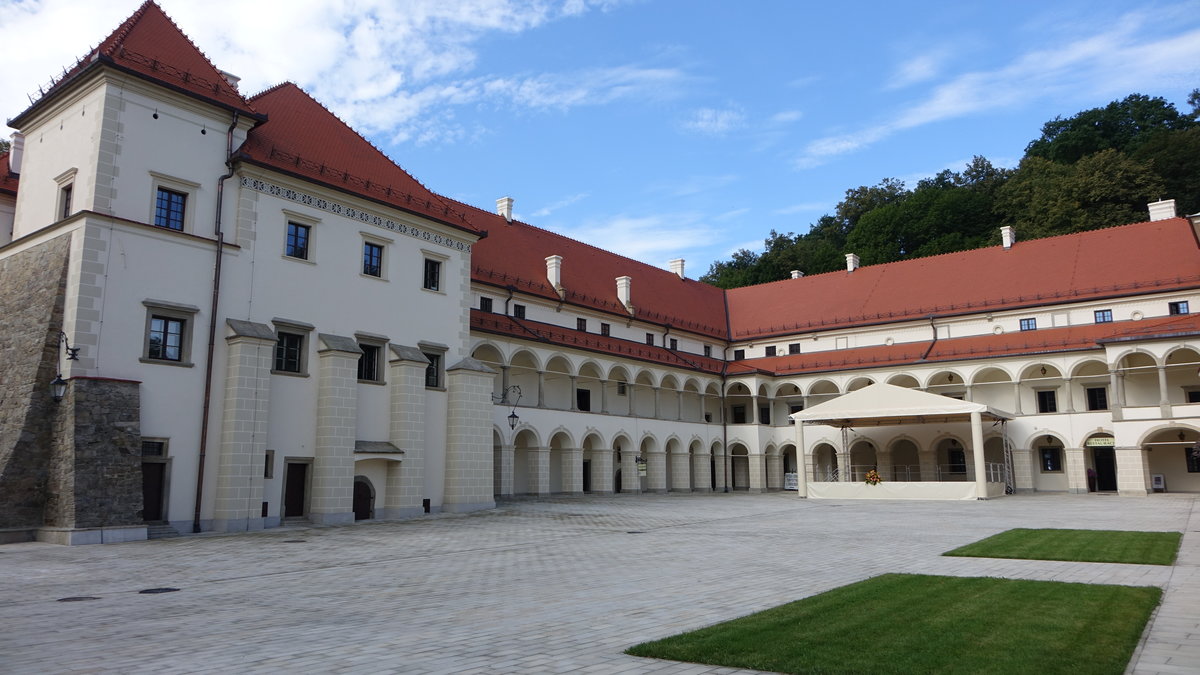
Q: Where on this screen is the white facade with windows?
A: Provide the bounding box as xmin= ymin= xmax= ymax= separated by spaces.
xmin=0 ymin=3 xmax=1198 ymax=545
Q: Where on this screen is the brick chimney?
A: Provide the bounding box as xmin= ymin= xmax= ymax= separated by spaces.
xmin=1148 ymin=199 xmax=1176 ymax=221
xmin=496 ymin=196 xmax=514 ymax=223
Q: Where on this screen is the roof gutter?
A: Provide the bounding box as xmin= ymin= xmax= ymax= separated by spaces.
xmin=192 ymin=110 xmax=240 ymax=534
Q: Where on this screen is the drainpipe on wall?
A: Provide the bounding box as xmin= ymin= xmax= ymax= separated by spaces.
xmin=192 ymin=111 xmax=240 ymax=534
xmin=919 ymin=315 xmax=939 ymax=361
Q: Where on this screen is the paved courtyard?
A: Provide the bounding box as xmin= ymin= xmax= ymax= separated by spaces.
xmin=3 ymin=492 xmax=1199 ymax=674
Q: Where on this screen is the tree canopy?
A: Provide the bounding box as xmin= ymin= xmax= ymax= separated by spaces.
xmin=701 ymin=92 xmax=1198 ymax=289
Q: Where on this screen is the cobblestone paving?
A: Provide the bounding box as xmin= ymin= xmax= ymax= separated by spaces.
xmin=2 ymin=492 xmax=1196 ymax=674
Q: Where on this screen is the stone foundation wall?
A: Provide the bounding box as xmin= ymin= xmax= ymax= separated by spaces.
xmin=0 ymin=236 xmax=70 ymax=530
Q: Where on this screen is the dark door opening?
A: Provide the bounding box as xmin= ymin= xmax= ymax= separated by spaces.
xmin=353 ymin=479 xmax=373 ymax=520
xmin=283 ymin=462 xmax=308 ymax=518
xmin=582 ymin=459 xmax=592 ymax=492
xmin=141 ymin=462 xmax=166 ymax=522
xmin=1093 ymin=447 xmax=1118 ymax=491
xmin=710 ymin=457 xmax=717 ymax=491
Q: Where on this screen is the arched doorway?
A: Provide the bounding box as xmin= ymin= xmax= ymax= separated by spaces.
xmin=353 ymin=476 xmax=375 ymax=521
xmin=1084 ymin=433 xmax=1117 ymax=492
xmin=730 ymin=444 xmax=750 ymax=490
xmin=812 ymin=443 xmax=837 ymax=481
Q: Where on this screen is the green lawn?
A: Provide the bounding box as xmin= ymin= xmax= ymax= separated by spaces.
xmin=626 ymin=574 xmax=1160 ymax=675
xmin=944 ymin=528 xmax=1181 ymax=565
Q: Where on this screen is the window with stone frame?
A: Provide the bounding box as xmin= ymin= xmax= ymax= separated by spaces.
xmin=154 ymin=187 xmax=187 ymax=231
xmin=479 ymin=297 xmax=493 ymax=313
xmin=513 ymin=304 xmax=526 ymax=319
xmin=141 ymin=299 xmax=198 ymax=366
xmin=423 ymin=258 xmax=442 ymax=291
xmin=285 ymin=222 xmax=311 ymax=260
xmin=421 ymin=344 xmax=446 ymax=389
xmin=1085 ymin=386 xmax=1108 ymax=411
xmin=274 ymin=332 xmax=305 ymax=374
xmin=357 ymin=342 xmax=383 ymax=383
xmin=1094 ymin=309 xmax=1113 ymax=323
xmin=1036 ymin=389 xmax=1058 ymax=413
xmin=1040 ymin=446 xmax=1063 ymax=472
xmin=362 ymin=240 xmax=384 ymax=277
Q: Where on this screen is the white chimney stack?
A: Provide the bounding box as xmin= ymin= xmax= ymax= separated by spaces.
xmin=218 ymin=69 xmax=241 ymax=91
xmin=616 ymin=276 xmax=632 ymax=311
xmin=8 ymin=133 xmax=23 ymax=173
xmin=845 ymin=253 xmax=860 ymax=272
xmin=1000 ymin=226 xmax=1016 ymax=249
xmin=1148 ymin=199 xmax=1176 ymax=221
xmin=669 ymin=258 xmax=685 ymax=279
xmin=790 ymin=270 xmax=803 ymax=279
xmin=545 ymin=255 xmax=563 ymax=290
xmin=496 ymin=196 xmax=514 ymax=223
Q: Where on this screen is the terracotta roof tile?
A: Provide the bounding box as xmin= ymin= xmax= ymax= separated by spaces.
xmin=0 ymin=153 xmax=17 ymax=196
xmin=460 ymin=199 xmax=728 ymax=338
xmin=733 ymin=314 xmax=1200 ymax=377
xmin=472 ymin=310 xmax=725 ymax=374
xmin=728 ymin=218 xmax=1200 ymax=339
xmin=240 ymin=83 xmax=482 ymax=235
xmin=10 ymin=1 xmax=259 ymax=127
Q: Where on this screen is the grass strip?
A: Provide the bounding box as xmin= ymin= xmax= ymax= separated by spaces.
xmin=626 ymin=573 xmax=1160 ymax=675
xmin=943 ymin=528 xmax=1181 ymax=565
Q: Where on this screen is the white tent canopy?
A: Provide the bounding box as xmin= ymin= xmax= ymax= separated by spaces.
xmin=790 ymin=382 xmax=1011 ymax=428
xmin=788 ymin=382 xmax=1013 ymax=500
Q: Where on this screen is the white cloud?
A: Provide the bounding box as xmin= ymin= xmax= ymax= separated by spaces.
xmin=531 ymin=193 xmax=589 ymax=218
xmin=793 ymin=9 xmax=1200 ymax=168
xmin=681 ymin=106 xmax=745 ymax=135
xmin=772 ymin=202 xmax=827 ymax=216
xmin=649 ymin=174 xmax=738 ymax=197
xmin=0 ymin=0 xmax=665 ymax=142
xmin=886 ymin=50 xmax=948 ymax=90
xmin=770 ymin=110 xmax=803 ymax=124
xmin=549 ymin=212 xmax=724 ymax=263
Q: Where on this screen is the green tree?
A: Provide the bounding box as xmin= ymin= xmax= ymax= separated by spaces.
xmin=1130 ymin=126 xmax=1200 ymax=216
xmin=996 ymin=149 xmax=1164 ymax=240
xmin=0 ymin=139 xmax=9 ymax=154
xmin=1025 ymin=94 xmax=1197 ymax=164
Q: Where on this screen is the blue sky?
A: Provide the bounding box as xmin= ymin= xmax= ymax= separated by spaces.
xmin=3 ymin=0 xmax=1198 ymax=276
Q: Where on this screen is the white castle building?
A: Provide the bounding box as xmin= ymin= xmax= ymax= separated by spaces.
xmin=1 ymin=3 xmax=1197 ymax=544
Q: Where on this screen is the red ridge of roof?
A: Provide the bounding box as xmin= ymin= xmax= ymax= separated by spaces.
xmin=11 ymin=1 xmax=258 ymax=127
xmin=728 ymin=218 xmax=1200 ymax=339
xmin=239 ymin=82 xmax=482 ymax=236
xmin=733 ymin=314 xmax=1200 ymax=377
xmin=459 ymin=198 xmax=729 ymax=338
xmin=0 ymin=153 xmax=18 ymax=196
xmin=472 ymin=310 xmax=725 ymax=374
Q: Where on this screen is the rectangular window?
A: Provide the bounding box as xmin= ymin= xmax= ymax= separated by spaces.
xmin=703 ymin=345 xmax=712 ymax=358
xmin=362 ymin=241 xmax=384 ymax=277
xmin=669 ymin=338 xmax=678 ymax=351
xmin=1020 ymin=318 xmax=1037 ymax=331
xmin=285 ymin=222 xmax=310 ymax=260
xmin=765 ymin=346 xmax=777 ymax=357
xmin=274 ymin=332 xmax=305 ymax=373
xmin=479 ymin=297 xmax=493 ymax=313
xmin=423 ymin=258 xmax=441 ymax=291
xmin=1040 ymin=447 xmax=1063 ymax=472
xmin=1187 ymin=447 xmax=1200 ymax=473
xmin=788 ymin=343 xmax=800 ymax=355
xmin=1085 ymin=387 xmax=1108 ymax=411
xmin=154 ymin=187 xmax=187 ymax=231
xmin=513 ymin=304 xmax=526 ymax=319
xmin=59 ymin=184 xmax=73 ymax=220
xmin=424 ymin=352 xmax=442 ymax=388
xmin=1188 ymin=390 xmax=1200 ymax=404
xmin=759 ymin=406 xmax=770 ymax=425
xmin=1036 ymin=389 xmax=1058 ymax=414
xmin=148 ymin=315 xmax=185 ymax=362
xmin=616 ymin=382 xmax=627 ymax=396
xmin=1170 ymin=301 xmax=1190 ymax=315
xmin=788 ymin=403 xmax=803 ymax=424
xmin=141 ymin=440 xmax=166 ymax=457
xmin=264 ymin=449 xmax=275 ymax=479
xmin=645 ymin=333 xmax=655 ymax=345
xmin=600 ymin=323 xmax=610 ymax=337
xmin=357 ymin=343 xmax=382 ymax=382
xmin=731 ymin=405 xmax=747 ymax=424
xmin=1094 ymin=309 xmax=1113 ymax=323
xmin=577 ymin=318 xmax=587 ymax=332
xmin=733 ymin=349 xmax=745 ymax=360
xmin=576 ymin=389 xmax=591 ymax=412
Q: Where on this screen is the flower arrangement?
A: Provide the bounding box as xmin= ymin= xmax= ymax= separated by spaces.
xmin=864 ymin=469 xmax=882 ymax=486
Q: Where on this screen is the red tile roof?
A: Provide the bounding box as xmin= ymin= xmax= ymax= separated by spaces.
xmin=9 ymin=1 xmax=259 ymax=127
xmin=730 ymin=313 xmax=1200 ymax=377
xmin=472 ymin=310 xmax=725 ymax=374
xmin=727 ymin=218 xmax=1200 ymax=340
xmin=0 ymin=153 xmax=17 ymax=196
xmin=240 ymin=83 xmax=482 ymax=236
xmin=461 ymin=200 xmax=729 ymax=338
